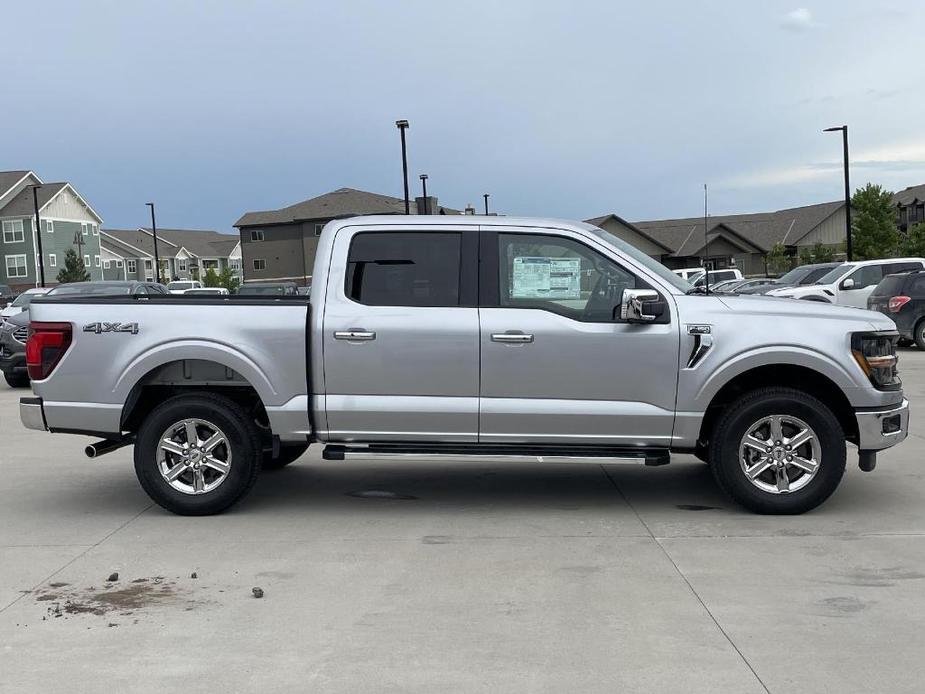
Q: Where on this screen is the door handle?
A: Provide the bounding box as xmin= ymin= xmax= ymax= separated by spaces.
xmin=334 ymin=330 xmax=376 ymax=341
xmin=491 ymin=332 xmax=534 ymax=344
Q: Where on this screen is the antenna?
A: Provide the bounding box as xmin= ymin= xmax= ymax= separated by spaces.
xmin=703 ymin=183 xmax=710 ymax=295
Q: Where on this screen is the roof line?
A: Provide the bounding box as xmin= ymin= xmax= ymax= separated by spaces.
xmin=100 ymin=230 xmax=154 ymax=258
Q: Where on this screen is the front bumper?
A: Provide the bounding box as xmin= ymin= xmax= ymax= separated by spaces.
xmin=20 ymin=396 xmax=47 ymax=431
xmin=855 ymin=399 xmax=909 ymax=451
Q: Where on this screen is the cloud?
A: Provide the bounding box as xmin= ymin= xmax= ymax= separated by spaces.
xmin=780 ymin=8 xmax=818 ymax=32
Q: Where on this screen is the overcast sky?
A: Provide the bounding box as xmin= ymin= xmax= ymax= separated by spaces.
xmin=3 ymin=0 xmax=923 ymax=230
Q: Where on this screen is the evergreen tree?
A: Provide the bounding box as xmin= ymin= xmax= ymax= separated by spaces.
xmin=851 ymin=183 xmax=899 ymax=260
xmin=56 ymin=249 xmax=91 ymax=283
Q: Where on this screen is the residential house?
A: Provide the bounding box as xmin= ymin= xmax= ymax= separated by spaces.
xmin=234 ymin=188 xmax=458 ymax=285
xmin=895 ymin=184 xmax=925 ymax=232
xmin=101 ymin=228 xmax=241 ymax=284
xmin=0 ymin=170 xmax=104 ymax=291
xmin=588 ymin=200 xmax=848 ymax=276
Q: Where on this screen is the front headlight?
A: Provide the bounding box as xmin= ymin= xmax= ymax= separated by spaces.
xmin=852 ymin=332 xmax=900 ymax=390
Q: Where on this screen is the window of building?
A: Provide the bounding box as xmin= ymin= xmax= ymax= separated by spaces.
xmin=314 ymin=223 xmax=325 ymax=236
xmin=116 ymin=261 xmax=123 ymax=268
xmin=230 ymin=259 xmax=241 ymax=270
xmin=81 ymin=223 xmax=89 ymax=236
xmin=127 ymin=260 xmax=137 ymax=274
xmin=2 ymin=220 xmax=25 ymax=243
xmin=5 ymin=254 xmax=27 ymax=278
xmin=179 ymin=259 xmax=188 ymax=272
xmin=251 ymin=230 xmax=264 ymax=242
xmin=253 ymin=259 xmax=266 ymax=271
xmin=46 ymin=220 xmax=54 ymax=233
xmin=346 ymin=232 xmax=461 ymax=307
xmin=49 ymin=254 xmax=57 ymax=268
xmin=94 ymin=255 xmax=101 ymax=267
xmin=84 ymin=254 xmax=91 ymax=267
xmin=103 ymin=260 xmax=111 ymax=269
xmin=92 ymin=224 xmax=99 ymax=236
xmin=494 ymin=233 xmax=642 ymax=322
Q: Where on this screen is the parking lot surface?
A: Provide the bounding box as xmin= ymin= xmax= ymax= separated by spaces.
xmin=2 ymin=351 xmax=925 ymax=693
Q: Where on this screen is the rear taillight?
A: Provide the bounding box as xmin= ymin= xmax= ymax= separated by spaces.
xmin=888 ymin=296 xmax=911 ymax=313
xmin=26 ymin=322 xmax=72 ymax=380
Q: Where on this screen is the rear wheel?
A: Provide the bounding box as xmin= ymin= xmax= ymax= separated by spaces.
xmin=134 ymin=393 xmax=261 ymax=515
xmin=914 ymin=319 xmax=925 ymax=350
xmin=3 ymin=371 xmax=29 ymax=388
xmin=709 ymin=387 xmax=846 ymax=514
xmin=262 ymin=443 xmax=309 ymax=470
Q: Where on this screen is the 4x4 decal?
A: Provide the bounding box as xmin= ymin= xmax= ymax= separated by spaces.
xmin=82 ymin=322 xmax=139 ymax=335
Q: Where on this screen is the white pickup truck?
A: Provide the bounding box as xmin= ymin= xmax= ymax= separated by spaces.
xmin=21 ymin=216 xmax=909 ymax=515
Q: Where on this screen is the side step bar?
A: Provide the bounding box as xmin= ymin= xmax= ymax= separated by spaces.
xmin=322 ymin=444 xmax=670 ymax=466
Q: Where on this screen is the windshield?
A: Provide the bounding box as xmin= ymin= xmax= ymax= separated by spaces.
xmin=587 ymin=225 xmax=691 ymax=292
xmin=48 ymin=284 xmax=133 ymax=296
xmin=776 ymin=266 xmax=813 ymax=284
xmin=814 ymin=264 xmax=854 ymax=285
xmin=11 ymin=292 xmax=41 ymax=307
xmin=168 ymin=282 xmax=194 ymax=290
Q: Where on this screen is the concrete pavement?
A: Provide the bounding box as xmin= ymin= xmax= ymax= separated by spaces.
xmin=2 ymin=350 xmax=925 ymax=693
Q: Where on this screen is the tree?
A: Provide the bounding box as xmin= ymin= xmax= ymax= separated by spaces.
xmin=851 ymin=183 xmax=899 ymax=260
xmin=202 ymin=267 xmax=220 ymax=287
xmin=809 ymin=242 xmax=835 ymax=263
xmin=900 ymin=222 xmax=925 ymax=257
xmin=765 ymin=242 xmax=791 ymax=275
xmin=203 ymin=266 xmax=240 ymax=292
xmin=56 ymin=249 xmax=90 ymax=283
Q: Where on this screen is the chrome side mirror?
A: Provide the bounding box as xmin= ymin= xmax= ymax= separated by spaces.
xmin=620 ymin=288 xmax=664 ymax=323
xmin=841 ymin=277 xmax=855 ymax=289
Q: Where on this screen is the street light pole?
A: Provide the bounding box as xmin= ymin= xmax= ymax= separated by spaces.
xmin=824 ymin=125 xmax=852 ymax=262
xmin=483 ymin=193 xmax=490 ymax=215
xmin=419 ymin=174 xmax=429 ymax=214
xmin=395 ymin=120 xmax=410 ymax=214
xmin=145 ymin=202 xmax=162 ymax=283
xmin=29 ymin=186 xmax=46 ymax=287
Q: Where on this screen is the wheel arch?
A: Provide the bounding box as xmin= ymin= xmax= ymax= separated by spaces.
xmin=698 ymin=364 xmax=858 ymax=448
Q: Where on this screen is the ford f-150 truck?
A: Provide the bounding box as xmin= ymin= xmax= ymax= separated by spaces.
xmin=20 ymin=216 xmax=909 ymax=515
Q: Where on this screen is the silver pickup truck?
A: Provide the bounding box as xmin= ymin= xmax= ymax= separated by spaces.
xmin=20 ymin=216 xmax=909 ymax=515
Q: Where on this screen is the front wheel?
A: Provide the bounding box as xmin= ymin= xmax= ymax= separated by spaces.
xmin=3 ymin=371 xmax=29 ymax=388
xmin=709 ymin=387 xmax=846 ymax=514
xmin=134 ymin=393 xmax=262 ymax=515
xmin=914 ymin=319 xmax=925 ymax=350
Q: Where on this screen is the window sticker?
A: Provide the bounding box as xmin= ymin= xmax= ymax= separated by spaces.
xmin=511 ymin=257 xmax=581 ymax=299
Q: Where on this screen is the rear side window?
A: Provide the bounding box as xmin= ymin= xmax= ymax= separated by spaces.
xmin=885 ymin=262 xmax=923 ymax=275
xmin=909 ymin=275 xmax=925 ymax=295
xmin=872 ymin=275 xmax=907 ymax=297
xmin=346 ymin=232 xmax=461 ymax=307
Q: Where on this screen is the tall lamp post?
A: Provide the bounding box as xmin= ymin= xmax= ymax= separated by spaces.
xmin=145 ymin=202 xmax=163 ymax=283
xmin=28 ymin=185 xmax=46 ymax=287
xmin=823 ymin=125 xmax=852 ymax=262
xmin=419 ymin=174 xmax=429 ymax=214
xmin=483 ymin=193 xmax=490 ymax=215
xmin=395 ymin=120 xmax=410 ymax=214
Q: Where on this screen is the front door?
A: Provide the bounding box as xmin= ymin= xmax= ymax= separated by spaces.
xmin=478 ymin=228 xmax=680 ymax=447
xmin=322 ymin=226 xmax=480 ymax=442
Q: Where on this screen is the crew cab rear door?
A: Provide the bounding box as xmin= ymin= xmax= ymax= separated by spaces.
xmin=477 ymin=226 xmax=679 ymax=446
xmin=321 ymin=225 xmax=480 ymax=442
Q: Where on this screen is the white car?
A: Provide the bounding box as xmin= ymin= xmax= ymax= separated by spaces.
xmin=690 ymin=268 xmax=743 ymax=287
xmin=673 ymin=267 xmax=705 ymax=281
xmin=166 ymin=280 xmax=203 ymax=295
xmin=0 ymin=288 xmax=51 ymax=323
xmin=766 ymin=257 xmax=925 ymax=307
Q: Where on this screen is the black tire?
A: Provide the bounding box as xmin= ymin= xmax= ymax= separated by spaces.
xmin=262 ymin=443 xmax=309 ymax=470
xmin=709 ymin=387 xmax=846 ymax=514
xmin=3 ymin=371 xmax=29 ymax=388
xmin=914 ymin=318 xmax=925 ymax=350
xmin=134 ymin=392 xmax=262 ymax=515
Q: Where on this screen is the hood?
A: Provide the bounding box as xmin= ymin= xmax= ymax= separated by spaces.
xmin=0 ymin=305 xmax=21 ymax=318
xmin=716 ymin=293 xmax=896 ymax=332
xmin=765 ymin=284 xmax=831 ymax=299
xmin=7 ymin=310 xmax=30 ymax=328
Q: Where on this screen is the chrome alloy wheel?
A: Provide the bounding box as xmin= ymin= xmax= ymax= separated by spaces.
xmin=157 ymin=419 xmax=232 ymax=495
xmin=739 ymin=414 xmax=821 ymax=494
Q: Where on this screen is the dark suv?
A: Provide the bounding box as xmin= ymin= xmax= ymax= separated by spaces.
xmin=867 ymin=270 xmax=925 ymax=348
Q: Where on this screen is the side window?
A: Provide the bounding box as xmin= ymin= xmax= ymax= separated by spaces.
xmin=346 ymin=232 xmax=461 ymax=307
xmin=497 ymin=233 xmax=644 ymax=322
xmin=886 ymin=262 xmax=922 ymax=275
xmin=846 ymin=265 xmax=883 ymax=289
xmin=133 ymin=285 xmax=148 ymax=296
xmin=910 ymin=275 xmax=925 ymax=295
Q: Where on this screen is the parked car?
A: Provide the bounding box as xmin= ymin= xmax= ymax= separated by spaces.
xmin=690 ymin=268 xmax=743 ymax=287
xmin=766 ymin=258 xmax=925 ymax=307
xmin=185 ymin=288 xmax=230 ymax=296
xmin=0 ymin=284 xmax=16 ymax=306
xmin=21 ymin=215 xmax=908 ymax=517
xmin=0 ymin=310 xmax=30 ymax=387
xmin=0 ymin=288 xmax=51 ymax=323
xmin=706 ymin=279 xmax=744 ymax=293
xmin=237 ymin=281 xmax=299 ymax=296
xmin=728 ymin=278 xmax=779 ymax=294
xmin=736 ymin=262 xmax=843 ymax=295
xmin=867 ymin=270 xmax=925 ymax=349
xmin=673 ymin=267 xmax=705 ymax=281
xmin=48 ymin=281 xmax=170 ymax=296
xmin=167 ymin=280 xmax=204 ymax=294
